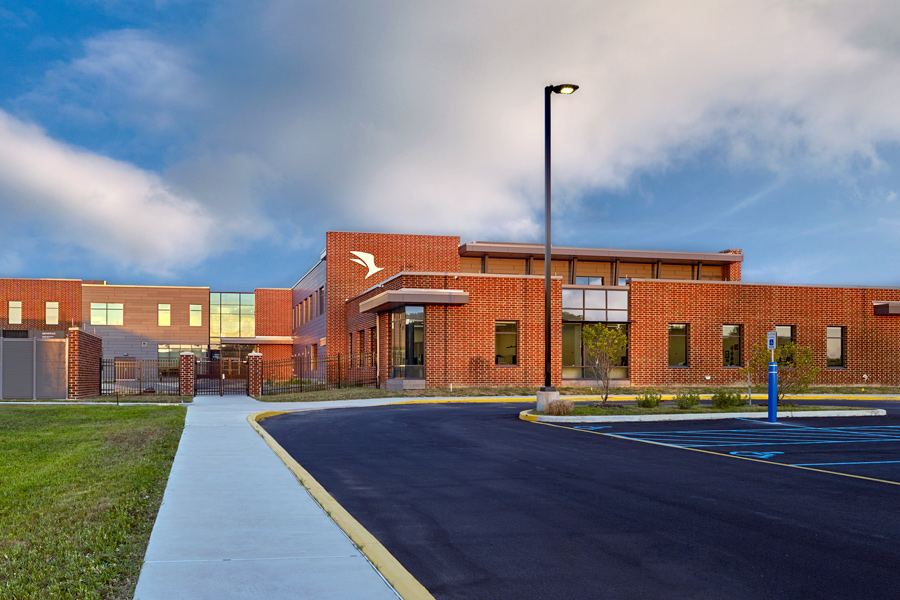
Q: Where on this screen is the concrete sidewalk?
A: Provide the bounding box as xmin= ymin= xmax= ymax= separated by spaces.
xmin=132 ymin=395 xmax=407 ymax=600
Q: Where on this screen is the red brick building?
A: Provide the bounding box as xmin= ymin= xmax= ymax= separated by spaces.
xmin=6 ymin=230 xmax=900 ymax=393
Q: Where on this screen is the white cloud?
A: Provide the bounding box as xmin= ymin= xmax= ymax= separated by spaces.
xmin=12 ymin=0 xmax=900 ymax=279
xmin=23 ymin=29 xmax=202 ymax=131
xmin=168 ymin=0 xmax=900 ymax=242
xmin=0 ymin=110 xmax=217 ymax=274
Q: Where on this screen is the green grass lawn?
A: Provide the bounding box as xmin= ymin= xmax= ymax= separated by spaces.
xmin=0 ymin=405 xmax=185 ymax=600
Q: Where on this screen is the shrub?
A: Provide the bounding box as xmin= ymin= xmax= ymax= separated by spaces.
xmin=675 ymin=392 xmax=700 ymax=409
xmin=711 ymin=390 xmax=745 ymax=409
xmin=635 ymin=392 xmax=662 ymax=408
xmin=545 ymin=398 xmax=574 ymax=416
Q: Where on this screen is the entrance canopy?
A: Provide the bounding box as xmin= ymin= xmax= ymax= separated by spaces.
xmin=358 ymin=288 xmax=469 ymax=313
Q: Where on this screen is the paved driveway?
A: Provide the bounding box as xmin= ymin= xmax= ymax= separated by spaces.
xmin=262 ymin=402 xmax=900 ymax=600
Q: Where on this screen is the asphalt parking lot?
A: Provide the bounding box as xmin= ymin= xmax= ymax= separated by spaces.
xmin=261 ymin=402 xmax=900 ymax=600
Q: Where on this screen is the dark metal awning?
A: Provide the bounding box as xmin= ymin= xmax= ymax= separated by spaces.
xmin=359 ymin=288 xmax=469 ymax=313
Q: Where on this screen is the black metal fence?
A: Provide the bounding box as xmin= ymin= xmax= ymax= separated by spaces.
xmin=261 ymin=353 xmax=377 ymax=395
xmin=195 ymin=359 xmax=249 ymax=396
xmin=101 ymin=358 xmax=180 ymax=395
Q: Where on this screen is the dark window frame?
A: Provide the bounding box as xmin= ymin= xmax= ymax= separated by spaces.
xmin=668 ymin=323 xmax=689 ymax=367
xmin=722 ymin=324 xmax=742 ymax=368
xmin=494 ymin=320 xmax=519 ymax=366
xmin=826 ymin=326 xmax=845 ymax=368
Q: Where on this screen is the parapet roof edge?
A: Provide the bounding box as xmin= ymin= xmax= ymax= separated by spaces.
xmin=83 ymin=283 xmax=210 ymax=290
xmin=630 ymin=278 xmax=900 ymax=290
xmin=459 ymin=241 xmax=742 ymax=263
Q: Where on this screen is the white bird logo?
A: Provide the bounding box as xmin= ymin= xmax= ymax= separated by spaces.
xmin=350 ymin=251 xmax=384 ymax=279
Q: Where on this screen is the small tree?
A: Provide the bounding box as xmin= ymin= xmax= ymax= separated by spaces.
xmin=741 ymin=342 xmax=820 ymax=404
xmin=582 ymin=324 xmax=628 ymax=405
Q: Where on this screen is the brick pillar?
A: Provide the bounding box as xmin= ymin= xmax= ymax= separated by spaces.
xmin=68 ymin=328 xmax=102 ymax=400
xmin=721 ymin=249 xmax=742 ymax=281
xmin=179 ymin=352 xmax=196 ymax=397
xmin=248 ymin=352 xmax=262 ymax=396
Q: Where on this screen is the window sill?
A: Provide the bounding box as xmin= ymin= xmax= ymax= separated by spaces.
xmin=495 ymin=364 xmax=519 ymax=368
xmin=826 ymin=367 xmax=847 ymax=370
xmin=668 ymin=365 xmax=689 ymax=369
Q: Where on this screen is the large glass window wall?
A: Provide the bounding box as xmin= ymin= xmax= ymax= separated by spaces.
xmin=210 ymin=292 xmax=255 ymax=344
xmin=390 ymin=306 xmax=424 ymax=379
xmin=561 ymin=288 xmax=629 ymax=379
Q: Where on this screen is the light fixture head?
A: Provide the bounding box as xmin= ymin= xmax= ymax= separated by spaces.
xmin=552 ymin=84 xmax=579 ymax=95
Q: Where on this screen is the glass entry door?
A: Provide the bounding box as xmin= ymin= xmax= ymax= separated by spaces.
xmin=390 ymin=306 xmax=425 ymax=379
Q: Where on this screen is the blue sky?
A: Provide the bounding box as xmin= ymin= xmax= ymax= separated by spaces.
xmin=3 ymin=1 xmax=900 ymax=290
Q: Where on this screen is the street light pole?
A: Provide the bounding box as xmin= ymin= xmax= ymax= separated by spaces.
xmin=539 ymin=83 xmax=578 ymax=408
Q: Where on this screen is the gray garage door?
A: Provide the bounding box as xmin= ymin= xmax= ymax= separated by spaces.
xmin=0 ymin=338 xmax=67 ymax=400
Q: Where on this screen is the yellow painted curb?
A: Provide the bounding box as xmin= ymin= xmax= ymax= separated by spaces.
xmin=247 ymin=411 xmax=435 ymax=600
xmin=518 ymin=409 xmax=537 ymax=422
xmin=388 ymin=398 xmax=534 ymax=405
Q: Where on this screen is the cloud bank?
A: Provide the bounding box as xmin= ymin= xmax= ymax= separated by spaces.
xmin=5 ymin=0 xmax=900 ymax=278
xmin=0 ymin=111 xmax=215 ymax=274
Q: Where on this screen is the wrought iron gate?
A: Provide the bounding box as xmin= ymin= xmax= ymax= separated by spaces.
xmin=195 ymin=358 xmax=249 ymax=396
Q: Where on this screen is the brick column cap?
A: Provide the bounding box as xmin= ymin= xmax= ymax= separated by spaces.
xmin=248 ymin=352 xmax=263 ymax=357
xmin=180 ymin=351 xmax=196 ymax=356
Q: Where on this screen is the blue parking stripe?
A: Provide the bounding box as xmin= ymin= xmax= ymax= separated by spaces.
xmin=611 ymin=425 xmax=900 ymax=449
xmin=790 ymin=460 xmax=900 ymax=467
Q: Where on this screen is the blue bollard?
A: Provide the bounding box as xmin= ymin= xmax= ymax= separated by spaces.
xmin=768 ymin=361 xmax=778 ymax=423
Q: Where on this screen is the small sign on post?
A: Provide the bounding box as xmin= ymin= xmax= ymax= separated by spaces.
xmin=766 ymin=330 xmax=777 ymax=361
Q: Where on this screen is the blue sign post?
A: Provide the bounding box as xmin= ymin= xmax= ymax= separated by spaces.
xmin=767 ymin=361 xmax=778 ymax=423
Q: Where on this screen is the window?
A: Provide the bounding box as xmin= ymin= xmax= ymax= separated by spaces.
xmin=209 ymin=292 xmax=255 ymax=342
xmin=190 ymin=305 xmax=202 ymax=327
xmin=776 ymin=325 xmax=795 ymax=365
xmin=8 ymin=301 xmax=22 ymax=325
xmin=90 ymin=303 xmax=124 ymax=326
xmin=562 ymin=288 xmax=628 ymax=323
xmin=668 ymin=324 xmax=689 ymax=367
xmin=158 ymin=304 xmax=171 ymax=327
xmin=775 ymin=325 xmax=794 ymax=348
xmin=722 ymin=325 xmax=741 ymax=367
xmin=575 ymin=276 xmax=604 ymax=285
xmin=562 ymin=323 xmax=628 ymax=379
xmin=45 ymin=302 xmax=59 ymax=325
xmin=617 ymin=277 xmax=628 ymax=286
xmin=495 ymin=321 xmax=518 ymax=365
xmin=827 ymin=326 xmax=845 ymax=368
xmin=318 ymin=287 xmax=325 ymax=315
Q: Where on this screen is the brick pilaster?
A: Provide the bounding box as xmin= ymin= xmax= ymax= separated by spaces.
xmin=248 ymin=352 xmax=262 ymax=396
xmin=67 ymin=328 xmax=101 ymax=399
xmin=179 ymin=352 xmax=195 ymax=397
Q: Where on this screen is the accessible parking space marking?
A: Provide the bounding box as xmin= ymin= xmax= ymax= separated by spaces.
xmin=547 ymin=419 xmax=900 ymax=486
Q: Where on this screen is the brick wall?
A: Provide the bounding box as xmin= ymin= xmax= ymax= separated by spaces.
xmin=325 ymin=231 xmax=462 ymax=357
xmin=255 ymin=288 xmax=292 ymax=336
xmin=348 ymin=272 xmax=562 ymax=388
xmin=721 ymin=249 xmax=742 ymax=281
xmin=67 ymin=328 xmax=102 ymax=399
xmin=629 ymin=279 xmax=900 ymax=386
xmin=258 ymin=343 xmax=292 ymax=362
xmin=1 ymin=278 xmax=82 ymax=331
